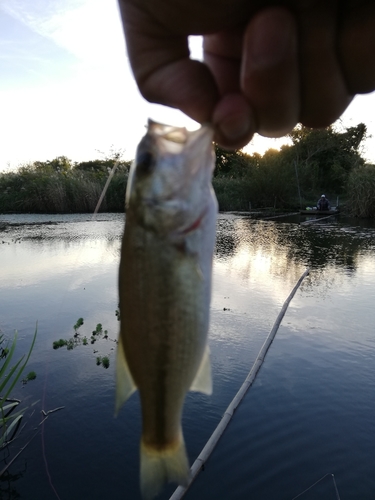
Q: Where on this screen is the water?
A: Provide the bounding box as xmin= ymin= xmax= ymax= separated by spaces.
xmin=0 ymin=213 xmax=375 ymax=499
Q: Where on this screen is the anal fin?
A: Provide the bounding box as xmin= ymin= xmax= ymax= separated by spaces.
xmin=115 ymin=335 xmax=137 ymax=416
xmin=190 ymin=346 xmax=212 ymax=395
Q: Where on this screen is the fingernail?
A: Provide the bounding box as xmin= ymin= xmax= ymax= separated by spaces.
xmin=250 ymin=10 xmax=294 ymax=68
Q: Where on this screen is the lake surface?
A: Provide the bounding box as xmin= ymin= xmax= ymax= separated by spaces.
xmin=1 ymin=212 xmax=375 ymax=499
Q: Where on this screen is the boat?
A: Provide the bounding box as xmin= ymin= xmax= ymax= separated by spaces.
xmin=299 ymin=209 xmax=339 ymax=215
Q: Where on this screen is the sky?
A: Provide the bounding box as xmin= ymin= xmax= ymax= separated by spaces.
xmin=1 ymin=0 xmax=375 ymax=172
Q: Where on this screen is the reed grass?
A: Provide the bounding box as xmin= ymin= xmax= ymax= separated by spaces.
xmin=0 ymin=167 xmax=128 ymax=213
xmin=212 ymin=173 xmax=296 ymax=211
xmin=0 ymin=325 xmax=37 ymax=448
xmin=346 ymin=166 xmax=375 ymax=217
xmin=212 ymin=178 xmax=253 ymax=211
xmin=0 ymin=144 xmax=370 ymax=214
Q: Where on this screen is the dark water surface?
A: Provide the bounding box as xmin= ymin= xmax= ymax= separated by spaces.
xmin=0 ymin=213 xmax=375 ymax=499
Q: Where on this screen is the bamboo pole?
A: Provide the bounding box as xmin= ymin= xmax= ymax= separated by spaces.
xmin=300 ymin=213 xmax=337 ymax=224
xmin=92 ymin=159 xmax=120 ymax=217
xmin=169 ymin=268 xmax=310 ymax=500
xmin=263 ymin=212 xmax=300 ymax=220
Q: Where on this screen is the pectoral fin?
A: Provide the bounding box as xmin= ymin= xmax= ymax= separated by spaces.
xmin=190 ymin=346 xmax=212 ymax=395
xmin=115 ymin=335 xmax=137 ymax=416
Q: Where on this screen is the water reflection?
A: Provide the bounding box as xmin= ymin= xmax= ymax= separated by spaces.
xmin=0 ymin=466 xmax=25 ymax=499
xmin=216 ymin=215 xmax=375 ymax=289
xmin=0 ymin=218 xmax=122 ymax=290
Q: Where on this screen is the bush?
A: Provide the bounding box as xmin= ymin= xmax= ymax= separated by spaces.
xmin=0 ymin=163 xmax=128 ymax=213
xmin=212 ymin=178 xmax=253 ymax=211
xmin=346 ymin=165 xmax=375 ymax=217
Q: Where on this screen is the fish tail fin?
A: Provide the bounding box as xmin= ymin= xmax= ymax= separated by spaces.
xmin=140 ymin=434 xmax=190 ymax=500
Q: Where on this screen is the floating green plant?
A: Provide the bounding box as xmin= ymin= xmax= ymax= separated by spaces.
xmin=102 ymin=356 xmax=110 ymax=369
xmin=92 ymin=323 xmax=102 ymax=335
xmin=26 ymin=371 xmax=36 ymax=381
xmin=53 ymin=339 xmax=67 ymax=349
xmin=22 ymin=371 xmax=37 ymax=385
xmin=66 ymin=339 xmax=75 ymax=350
xmin=74 ymin=317 xmax=84 ymax=332
xmin=52 ymin=318 xmax=115 ymax=368
xmin=115 ymin=305 xmax=120 ymax=321
xmin=95 ymin=356 xmax=110 ymax=369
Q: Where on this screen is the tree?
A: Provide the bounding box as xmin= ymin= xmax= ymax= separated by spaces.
xmin=288 ymin=123 xmax=367 ymax=195
xmin=74 ymin=147 xmax=131 ymax=178
xmin=32 ymin=156 xmax=72 ymax=173
xmin=214 ymin=145 xmax=257 ymax=177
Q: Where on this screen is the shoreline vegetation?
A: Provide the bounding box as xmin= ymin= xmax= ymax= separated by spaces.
xmin=1 ymin=124 xmax=375 ymax=217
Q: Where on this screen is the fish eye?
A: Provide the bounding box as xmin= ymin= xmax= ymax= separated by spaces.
xmin=136 ymin=151 xmax=154 ymax=174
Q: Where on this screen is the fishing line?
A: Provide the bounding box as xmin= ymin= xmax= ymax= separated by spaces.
xmin=291 ymin=473 xmax=341 ymax=500
xmin=40 ymin=159 xmax=121 ymax=499
xmin=169 ymin=268 xmax=310 ymax=500
xmin=40 ymin=339 xmax=62 ymax=500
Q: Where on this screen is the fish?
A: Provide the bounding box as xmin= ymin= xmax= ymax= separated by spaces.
xmin=115 ymin=119 xmax=218 ymax=499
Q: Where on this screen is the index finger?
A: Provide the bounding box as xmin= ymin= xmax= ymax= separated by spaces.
xmin=119 ymin=0 xmax=219 ymax=124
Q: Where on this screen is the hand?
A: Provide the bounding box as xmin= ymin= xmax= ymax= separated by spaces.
xmin=118 ymin=0 xmax=375 ymax=149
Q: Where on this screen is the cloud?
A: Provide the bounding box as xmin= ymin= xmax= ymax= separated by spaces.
xmin=2 ymin=0 xmax=375 ymax=172
xmin=1 ymin=0 xmax=126 ymax=65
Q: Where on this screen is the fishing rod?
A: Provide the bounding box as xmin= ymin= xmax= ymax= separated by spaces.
xmin=300 ymin=213 xmax=337 ymax=224
xmin=169 ymin=267 xmax=310 ymax=499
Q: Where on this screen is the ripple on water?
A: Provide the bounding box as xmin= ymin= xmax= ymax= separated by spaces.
xmin=2 ymin=215 xmax=375 ymax=499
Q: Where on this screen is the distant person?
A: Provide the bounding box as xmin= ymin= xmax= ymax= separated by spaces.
xmin=317 ymin=195 xmax=331 ymax=211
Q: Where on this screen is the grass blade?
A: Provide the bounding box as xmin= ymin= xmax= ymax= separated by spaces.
xmin=0 ymin=415 xmax=23 ymax=447
xmin=0 ymin=323 xmax=37 ymax=405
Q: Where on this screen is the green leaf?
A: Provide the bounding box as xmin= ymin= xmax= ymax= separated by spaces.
xmin=0 ymin=323 xmax=37 ymax=407
xmin=0 ymin=415 xmax=23 ymax=447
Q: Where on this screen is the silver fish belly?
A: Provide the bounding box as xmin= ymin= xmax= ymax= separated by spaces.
xmin=116 ymin=120 xmax=217 ymax=499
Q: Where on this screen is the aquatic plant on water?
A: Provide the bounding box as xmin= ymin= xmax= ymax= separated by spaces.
xmin=92 ymin=323 xmax=102 ymax=335
xmin=52 ymin=317 xmax=115 ymax=368
xmin=53 ymin=339 xmax=68 ymax=349
xmin=95 ymin=356 xmax=110 ymax=369
xmin=22 ymin=371 xmax=37 ymax=385
xmin=74 ymin=318 xmax=84 ymax=331
xmin=115 ymin=305 xmax=120 ymax=321
xmin=101 ymin=356 xmax=110 ymax=369
xmin=74 ymin=318 xmax=84 ymax=337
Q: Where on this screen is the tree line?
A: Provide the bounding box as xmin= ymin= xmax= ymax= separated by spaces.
xmin=0 ymin=155 xmax=131 ymax=214
xmin=214 ymin=122 xmax=372 ymax=213
xmin=0 ymin=123 xmax=374 ymax=216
